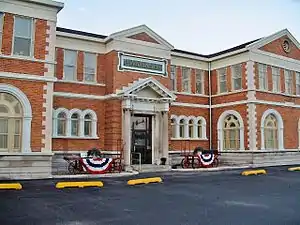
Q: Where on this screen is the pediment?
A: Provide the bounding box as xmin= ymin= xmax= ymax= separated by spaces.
xmin=246 ymin=29 xmax=300 ymax=60
xmin=108 ymin=25 xmax=174 ymax=50
xmin=117 ymin=77 xmax=176 ymax=101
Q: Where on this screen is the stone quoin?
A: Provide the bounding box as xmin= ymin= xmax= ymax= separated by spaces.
xmin=1 ymin=0 xmax=300 ymax=179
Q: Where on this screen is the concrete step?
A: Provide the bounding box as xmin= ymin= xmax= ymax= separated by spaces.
xmin=131 ymin=164 xmax=171 ymax=173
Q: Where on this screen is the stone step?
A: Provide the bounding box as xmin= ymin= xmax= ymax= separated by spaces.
xmin=131 ymin=165 xmax=171 ymax=172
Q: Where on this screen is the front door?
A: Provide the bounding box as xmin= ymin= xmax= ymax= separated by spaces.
xmin=131 ymin=114 xmax=152 ymax=164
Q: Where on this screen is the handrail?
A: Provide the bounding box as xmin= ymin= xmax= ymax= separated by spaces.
xmin=131 ymin=152 xmax=142 ymax=171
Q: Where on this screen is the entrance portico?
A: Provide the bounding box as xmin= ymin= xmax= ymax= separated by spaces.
xmin=118 ymin=77 xmax=176 ymax=169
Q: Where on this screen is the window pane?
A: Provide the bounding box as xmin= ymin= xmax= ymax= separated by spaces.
xmin=0 ymin=135 xmax=8 ymax=149
xmin=84 ymin=52 xmax=96 ymax=68
xmin=85 ymin=73 xmax=95 ymax=82
xmin=182 ymin=68 xmax=191 ymax=92
xmin=0 ymin=118 xmax=8 ymax=133
xmin=233 ymin=78 xmax=242 ymax=90
xmin=14 ymin=17 xmax=32 ymax=38
xmin=196 ymin=69 xmax=203 ymax=94
xmin=14 ymin=119 xmax=21 ymax=134
xmin=0 ymin=105 xmax=8 ymax=113
xmin=64 ymin=66 xmax=76 ymax=80
xmin=71 ymin=120 xmax=78 ymax=136
xmin=85 ymin=114 xmax=91 ymax=120
xmin=258 ymin=64 xmax=267 ymax=90
xmin=57 ymin=119 xmax=66 ymax=136
xmin=84 ymin=121 xmax=92 ymax=136
xmin=170 ymin=65 xmax=177 ymax=91
xmin=64 ymin=50 xmax=77 ymax=65
xmin=13 ymin=37 xmax=31 ymax=56
xmin=218 ymin=68 xmax=227 ymax=93
xmin=189 ymin=125 xmax=193 ymax=138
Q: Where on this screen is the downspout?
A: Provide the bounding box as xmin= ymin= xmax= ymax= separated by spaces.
xmin=208 ymin=62 xmax=212 ymax=150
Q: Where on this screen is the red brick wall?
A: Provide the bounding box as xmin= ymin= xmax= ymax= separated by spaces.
xmin=127 ymin=32 xmax=159 ymax=44
xmin=176 ymin=66 xmax=182 ymax=92
xmin=259 ymin=35 xmax=300 ymax=61
xmin=212 ymin=92 xmax=247 ymax=105
xmin=175 ymin=94 xmax=208 ymax=105
xmin=0 ymin=58 xmax=45 ymax=75
xmin=256 ymin=105 xmax=300 ymax=150
xmin=52 ymin=97 xmax=105 ymax=151
xmin=34 ymin=19 xmax=48 ymax=60
xmin=0 ymin=78 xmax=45 ymax=152
xmin=169 ymin=106 xmax=209 ymax=151
xmin=54 ymin=83 xmax=106 ymax=96
xmin=1 ymin=13 xmax=13 ymax=55
xmin=77 ymin=51 xmax=84 ymax=81
xmin=55 ymin=48 xmax=64 ymax=79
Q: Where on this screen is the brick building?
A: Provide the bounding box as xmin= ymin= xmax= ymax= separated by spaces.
xmin=1 ymin=0 xmax=300 ymax=178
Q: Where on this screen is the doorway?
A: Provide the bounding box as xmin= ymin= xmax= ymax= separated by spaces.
xmin=131 ymin=114 xmax=152 ymax=164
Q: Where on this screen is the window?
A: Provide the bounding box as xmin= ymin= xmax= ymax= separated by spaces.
xmin=64 ymin=50 xmax=77 ymax=81
xmin=231 ymin=64 xmax=242 ymax=90
xmin=188 ymin=119 xmax=194 ymax=138
xmin=13 ymin=16 xmax=33 ymax=57
xmin=218 ymin=68 xmax=227 ymax=93
xmin=84 ymin=114 xmax=92 ymax=137
xmin=0 ymin=93 xmax=23 ymax=152
xmin=272 ymin=67 xmax=281 ymax=92
xmin=285 ymin=70 xmax=293 ymax=94
xmin=296 ymin=72 xmax=300 ymax=95
xmin=0 ymin=12 xmax=4 ymax=51
xmin=197 ymin=120 xmax=202 ymax=139
xmin=182 ymin=67 xmax=191 ymax=93
xmin=171 ymin=118 xmax=176 ymax=138
xmin=196 ymin=69 xmax=204 ymax=94
xmin=264 ymin=114 xmax=278 ymax=149
xmin=258 ymin=64 xmax=268 ymax=90
xmin=84 ymin=52 xmax=97 ymax=82
xmin=223 ymin=115 xmax=240 ymax=150
xmin=179 ymin=119 xmax=185 ymax=138
xmin=170 ymin=65 xmax=177 ymax=91
xmin=71 ymin=113 xmax=79 ymax=136
xmin=57 ymin=112 xmax=67 ymax=136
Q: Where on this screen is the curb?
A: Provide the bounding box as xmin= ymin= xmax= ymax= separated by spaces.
xmin=241 ymin=169 xmax=267 ymax=176
xmin=52 ymin=171 xmax=139 ymax=179
xmin=0 ymin=183 xmax=22 ymax=190
xmin=171 ymin=165 xmax=250 ymax=172
xmin=55 ymin=181 xmax=104 ymax=189
xmin=127 ymin=177 xmax=162 ymax=186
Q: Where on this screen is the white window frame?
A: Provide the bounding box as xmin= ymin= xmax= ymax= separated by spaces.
xmin=181 ymin=67 xmax=191 ymax=93
xmin=0 ymin=12 xmax=4 ymax=53
xmin=258 ymin=64 xmax=268 ymax=90
xmin=296 ymin=72 xmax=300 ymax=96
xmin=195 ymin=69 xmax=204 ymax=94
xmin=84 ymin=52 xmax=97 ymax=83
xmin=63 ymin=49 xmax=77 ymax=81
xmin=272 ymin=67 xmax=281 ymax=93
xmin=231 ymin=64 xmax=242 ymax=91
xmin=284 ymin=69 xmax=293 ymax=94
xmin=170 ymin=65 xmax=177 ymax=91
xmin=12 ymin=15 xmax=34 ymax=57
xmin=218 ymin=67 xmax=227 ymax=93
xmin=53 ymin=108 xmax=98 ymax=139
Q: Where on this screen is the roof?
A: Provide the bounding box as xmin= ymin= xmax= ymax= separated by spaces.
xmin=56 ymin=26 xmax=261 ymax=58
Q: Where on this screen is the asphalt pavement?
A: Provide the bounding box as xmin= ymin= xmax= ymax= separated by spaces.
xmin=1 ymin=166 xmax=300 ymax=225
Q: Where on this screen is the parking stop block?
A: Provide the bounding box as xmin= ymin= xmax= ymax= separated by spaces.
xmin=288 ymin=167 xmax=300 ymax=172
xmin=241 ymin=169 xmax=267 ymax=176
xmin=127 ymin=177 xmax=162 ymax=186
xmin=0 ymin=183 xmax=22 ymax=190
xmin=55 ymin=181 xmax=104 ymax=189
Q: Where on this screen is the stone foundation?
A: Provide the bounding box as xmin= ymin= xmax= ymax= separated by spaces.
xmin=0 ymin=153 xmax=53 ymax=180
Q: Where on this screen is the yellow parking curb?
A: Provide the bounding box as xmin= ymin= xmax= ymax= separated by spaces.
xmin=127 ymin=177 xmax=162 ymax=186
xmin=0 ymin=183 xmax=22 ymax=190
xmin=55 ymin=181 xmax=104 ymax=189
xmin=288 ymin=167 xmax=300 ymax=171
xmin=241 ymin=169 xmax=267 ymax=176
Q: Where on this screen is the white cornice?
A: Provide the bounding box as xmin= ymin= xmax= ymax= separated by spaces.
xmin=56 ymin=31 xmax=105 ymax=43
xmin=0 ymin=72 xmax=57 ymax=82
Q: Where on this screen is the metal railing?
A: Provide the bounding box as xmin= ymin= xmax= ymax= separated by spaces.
xmin=131 ymin=152 xmax=142 ymax=172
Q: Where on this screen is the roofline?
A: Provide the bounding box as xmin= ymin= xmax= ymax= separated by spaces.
xmin=56 ymin=27 xmax=107 ymax=39
xmin=22 ymin=0 xmax=64 ymax=11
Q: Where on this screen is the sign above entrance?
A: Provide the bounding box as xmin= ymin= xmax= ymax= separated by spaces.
xmin=118 ymin=52 xmax=167 ymax=76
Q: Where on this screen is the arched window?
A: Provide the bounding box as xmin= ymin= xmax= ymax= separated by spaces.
xmin=264 ymin=114 xmax=278 ymax=149
xmin=71 ymin=113 xmax=80 ymax=136
xmin=179 ymin=119 xmax=185 ymax=138
xmin=197 ymin=120 xmax=202 ymax=138
xmin=84 ymin=114 xmax=92 ymax=137
xmin=57 ymin=112 xmax=67 ymax=136
xmin=0 ymin=93 xmax=23 ymax=152
xmin=188 ymin=119 xmax=194 ymax=138
xmin=171 ymin=118 xmax=176 ymax=138
xmin=223 ymin=115 xmax=240 ymax=150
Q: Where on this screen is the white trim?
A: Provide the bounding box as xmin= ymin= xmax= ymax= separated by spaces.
xmin=211 ymin=89 xmax=247 ymax=97
xmin=171 ymin=102 xmax=209 ymax=108
xmin=260 ymin=109 xmax=284 ymax=150
xmin=56 ymin=31 xmax=106 ymax=43
xmin=22 ymin=0 xmax=64 ymax=9
xmin=0 ymin=54 xmax=55 ymax=64
xmin=0 ymin=72 xmax=57 ymax=82
xmin=55 ymin=80 xmax=106 ymax=86
xmin=53 ymin=92 xmax=116 ymax=100
xmin=172 ymin=91 xmax=209 ymax=97
xmin=217 ymin=110 xmax=245 ymax=151
xmin=52 ymin=136 xmax=99 ymax=140
xmin=0 ymin=84 xmax=32 ymax=153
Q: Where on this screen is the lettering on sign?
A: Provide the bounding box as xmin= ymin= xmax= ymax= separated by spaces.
xmin=118 ymin=52 xmax=167 ymax=76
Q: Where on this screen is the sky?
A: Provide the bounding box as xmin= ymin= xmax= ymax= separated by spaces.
xmin=56 ymin=0 xmax=300 ymax=55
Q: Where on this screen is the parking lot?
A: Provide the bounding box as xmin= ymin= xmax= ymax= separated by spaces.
xmin=1 ymin=166 xmax=300 ymax=225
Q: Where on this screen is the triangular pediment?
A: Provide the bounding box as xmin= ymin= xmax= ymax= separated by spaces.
xmin=108 ymin=25 xmax=174 ymax=50
xmin=117 ymin=77 xmax=176 ymax=101
xmin=246 ymin=29 xmax=300 ymax=60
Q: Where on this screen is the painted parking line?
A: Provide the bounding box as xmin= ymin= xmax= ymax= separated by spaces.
xmin=288 ymin=167 xmax=300 ymax=172
xmin=0 ymin=183 xmax=22 ymax=190
xmin=55 ymin=181 xmax=104 ymax=189
xmin=241 ymin=169 xmax=267 ymax=176
xmin=127 ymin=177 xmax=162 ymax=186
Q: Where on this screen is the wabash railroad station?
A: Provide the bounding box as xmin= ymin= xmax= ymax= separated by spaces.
xmin=1 ymin=0 xmax=300 ymax=178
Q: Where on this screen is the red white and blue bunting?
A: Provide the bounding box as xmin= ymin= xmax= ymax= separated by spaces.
xmin=198 ymin=152 xmax=215 ymax=167
xmin=80 ymin=158 xmax=113 ymax=174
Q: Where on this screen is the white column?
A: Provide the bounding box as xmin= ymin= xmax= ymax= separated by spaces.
xmin=123 ymin=109 xmax=131 ymax=167
xmin=154 ymin=113 xmax=161 ymax=164
xmin=162 ymin=112 xmax=169 ymax=164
